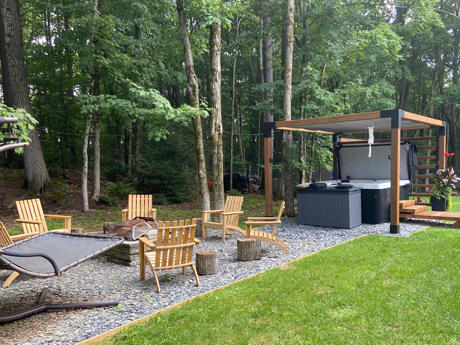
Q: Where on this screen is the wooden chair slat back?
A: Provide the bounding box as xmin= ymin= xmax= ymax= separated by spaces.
xmin=0 ymin=222 xmax=13 ymax=247
xmin=16 ymin=198 xmax=47 ymax=234
xmin=223 ymin=196 xmax=243 ymax=226
xmin=155 ymin=219 xmax=196 ymax=270
xmin=128 ymin=195 xmax=155 ymax=220
xmin=271 ymin=201 xmax=286 ymax=236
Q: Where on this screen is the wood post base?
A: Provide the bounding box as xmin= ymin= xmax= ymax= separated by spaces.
xmin=237 ymin=238 xmax=261 ymax=261
xmin=196 ymin=250 xmax=217 ymax=275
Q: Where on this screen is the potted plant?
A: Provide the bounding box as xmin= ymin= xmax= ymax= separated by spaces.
xmin=430 ymin=152 xmax=458 ymax=211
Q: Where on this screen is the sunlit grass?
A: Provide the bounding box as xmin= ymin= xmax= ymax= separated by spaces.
xmin=99 ymin=226 xmax=460 ymax=344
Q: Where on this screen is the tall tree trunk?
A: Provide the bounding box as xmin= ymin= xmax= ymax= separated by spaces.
xmin=125 ymin=129 xmax=132 ymax=178
xmin=83 ymin=0 xmax=100 ymax=211
xmin=134 ymin=120 xmax=142 ymax=176
xmin=237 ymin=97 xmax=245 ymax=163
xmin=209 ymin=22 xmax=224 ymax=213
xmin=230 ymin=15 xmax=243 ymax=191
xmin=298 ymin=0 xmax=308 ymax=184
xmin=263 ymin=2 xmax=274 ymax=124
xmin=283 ymin=0 xmax=295 ymax=217
xmin=82 ymin=110 xmax=92 ymax=212
xmin=0 ymin=0 xmax=51 ymax=194
xmin=91 ymin=111 xmax=101 ymax=201
xmin=176 ymin=0 xmax=210 ymax=212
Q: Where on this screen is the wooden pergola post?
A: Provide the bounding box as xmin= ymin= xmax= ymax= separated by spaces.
xmin=382 ymin=109 xmax=403 ymax=234
xmin=264 ymin=122 xmax=275 ymax=216
xmin=438 ymin=125 xmax=446 ymax=170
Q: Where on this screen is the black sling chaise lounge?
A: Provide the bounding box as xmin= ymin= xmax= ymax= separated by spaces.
xmin=0 ymin=232 xmax=124 ymax=323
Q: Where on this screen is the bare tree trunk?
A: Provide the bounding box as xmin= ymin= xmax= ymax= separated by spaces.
xmin=177 ymin=0 xmax=210 ymax=212
xmin=83 ymin=0 xmax=100 ymax=211
xmin=82 ymin=110 xmax=92 ymax=212
xmin=237 ymin=98 xmax=245 ymax=163
xmin=134 ymin=120 xmax=142 ymax=177
xmin=298 ymin=0 xmax=308 ymax=184
xmin=308 ymin=133 xmax=316 ymax=182
xmin=263 ymin=2 xmax=273 ymax=124
xmin=283 ymin=0 xmax=295 ymax=217
xmin=230 ymin=16 xmax=243 ymax=191
xmin=258 ymin=17 xmax=265 ymax=179
xmin=0 ymin=0 xmax=51 ymax=194
xmin=126 ymin=129 xmax=132 ymax=178
xmin=210 ymin=22 xmax=224 ymax=213
xmin=91 ymin=112 xmax=101 ymax=201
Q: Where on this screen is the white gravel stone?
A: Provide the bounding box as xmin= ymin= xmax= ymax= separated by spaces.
xmin=0 ymin=218 xmax=438 ymax=344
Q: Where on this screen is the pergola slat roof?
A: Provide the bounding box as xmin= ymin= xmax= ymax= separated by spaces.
xmin=275 ymin=111 xmax=444 ymax=134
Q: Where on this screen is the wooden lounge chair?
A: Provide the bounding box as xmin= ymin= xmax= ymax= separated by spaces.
xmin=122 ymin=194 xmax=157 ymax=222
xmin=14 ymin=198 xmax=71 ymax=240
xmin=139 ymin=220 xmax=200 ymax=293
xmin=0 ymin=222 xmax=20 ymax=288
xmin=244 ymin=201 xmax=289 ymax=253
xmin=202 ymin=196 xmax=245 ymax=242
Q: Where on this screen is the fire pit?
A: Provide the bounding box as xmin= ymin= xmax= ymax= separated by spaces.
xmin=109 ymin=219 xmax=156 ymax=240
xmin=103 ymin=218 xmax=158 ymax=266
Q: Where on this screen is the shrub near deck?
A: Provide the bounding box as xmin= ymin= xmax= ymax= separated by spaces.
xmin=101 ymin=227 xmax=460 ymax=345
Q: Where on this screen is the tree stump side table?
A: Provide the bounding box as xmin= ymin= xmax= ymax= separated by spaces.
xmin=237 ymin=238 xmax=261 ymax=261
xmin=196 ymin=250 xmax=217 ymax=275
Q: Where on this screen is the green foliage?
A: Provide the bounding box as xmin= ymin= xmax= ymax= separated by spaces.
xmin=104 ymin=181 xmax=136 ymax=199
xmin=135 ymin=126 xmax=197 ymax=204
xmin=160 ymin=273 xmax=173 ymax=283
xmin=226 ymin=189 xmax=243 ymax=196
xmin=43 ymin=190 xmax=72 ymax=204
xmin=0 ymin=100 xmax=38 ymax=154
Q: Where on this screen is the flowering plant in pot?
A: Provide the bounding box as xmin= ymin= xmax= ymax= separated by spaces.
xmin=430 ymin=152 xmax=458 ymax=211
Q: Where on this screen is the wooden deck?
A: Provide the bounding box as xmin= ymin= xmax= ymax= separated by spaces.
xmin=399 ymin=200 xmax=460 ymax=227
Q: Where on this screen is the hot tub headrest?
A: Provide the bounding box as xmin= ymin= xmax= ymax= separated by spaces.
xmin=308 ymin=183 xmax=327 ymax=189
xmin=335 ymin=184 xmax=354 ymax=189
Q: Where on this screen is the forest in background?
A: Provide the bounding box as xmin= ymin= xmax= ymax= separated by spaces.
xmin=0 ymin=0 xmax=459 ymax=209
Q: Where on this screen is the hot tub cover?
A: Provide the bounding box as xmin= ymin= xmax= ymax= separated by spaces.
xmin=0 ymin=232 xmax=124 ymax=278
xmin=335 ymin=142 xmax=417 ymax=182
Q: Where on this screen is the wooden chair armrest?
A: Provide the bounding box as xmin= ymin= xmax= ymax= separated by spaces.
xmin=246 ymin=217 xmax=278 ymax=221
xmin=194 ymin=237 xmax=201 ymax=245
xmin=15 ymin=219 xmax=42 ymax=225
xmin=139 ymin=237 xmax=156 ymax=249
xmin=10 ymin=232 xmax=41 ymax=240
xmin=44 ymin=214 xmax=72 ymax=230
xmin=223 ymin=211 xmax=244 ymax=216
xmin=202 ymin=209 xmax=224 ymax=215
xmin=245 ymin=220 xmax=281 ymax=226
xmin=44 ymin=214 xmax=71 ymax=220
xmin=121 ymin=209 xmax=128 ymax=222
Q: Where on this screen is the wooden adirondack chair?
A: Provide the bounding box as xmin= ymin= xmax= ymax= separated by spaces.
xmin=121 ymin=195 xmax=157 ymax=222
xmin=202 ymin=196 xmax=245 ymax=242
xmin=14 ymin=199 xmax=71 ymax=240
xmin=244 ymin=201 xmax=289 ymax=253
xmin=0 ymin=222 xmax=20 ymax=288
xmin=139 ymin=220 xmax=200 ymax=293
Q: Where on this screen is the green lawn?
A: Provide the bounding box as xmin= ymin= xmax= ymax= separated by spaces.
xmin=98 ymin=225 xmax=460 ymax=344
